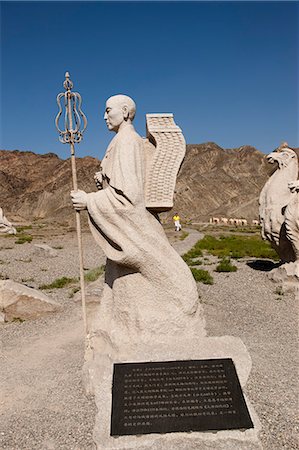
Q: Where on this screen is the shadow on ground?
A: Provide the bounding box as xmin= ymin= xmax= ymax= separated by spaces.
xmin=247 ymin=259 xmax=280 ymax=272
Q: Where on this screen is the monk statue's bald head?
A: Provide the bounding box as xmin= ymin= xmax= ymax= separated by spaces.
xmin=104 ymin=94 xmax=136 ymax=133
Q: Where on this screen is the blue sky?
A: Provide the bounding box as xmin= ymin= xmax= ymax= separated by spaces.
xmin=1 ymin=1 xmax=298 ymax=160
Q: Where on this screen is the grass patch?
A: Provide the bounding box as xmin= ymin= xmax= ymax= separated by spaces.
xmin=15 ymin=234 xmax=33 ymax=244
xmin=12 ymin=317 xmax=25 ymax=323
xmin=191 ymin=268 xmax=214 ymax=284
xmin=215 ymin=257 xmax=237 ymax=272
xmin=16 ymin=225 xmax=32 ymax=233
xmin=179 ymin=231 xmax=189 ymax=241
xmin=185 ymin=235 xmax=278 ymax=260
xmin=183 ymin=248 xmax=203 ymax=266
xmin=84 ymin=265 xmax=105 ymax=282
xmin=188 ymin=258 xmax=203 ymax=266
xmin=275 ymin=286 xmax=284 ymax=296
xmin=40 ymin=276 xmax=77 ymax=290
xmin=275 ymin=285 xmax=285 ymax=300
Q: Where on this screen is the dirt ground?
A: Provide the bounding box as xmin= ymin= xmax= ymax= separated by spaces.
xmin=0 ymin=224 xmax=298 ymax=449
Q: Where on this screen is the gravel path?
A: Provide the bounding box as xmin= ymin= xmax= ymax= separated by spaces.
xmin=0 ymin=227 xmax=298 ymax=449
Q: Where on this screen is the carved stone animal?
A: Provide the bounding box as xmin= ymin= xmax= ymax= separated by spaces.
xmin=284 ymin=180 xmax=299 ymax=262
xmin=259 ymin=145 xmax=298 ymax=262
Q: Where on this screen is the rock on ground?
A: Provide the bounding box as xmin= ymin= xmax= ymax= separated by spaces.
xmin=0 ymin=279 xmax=60 ymax=322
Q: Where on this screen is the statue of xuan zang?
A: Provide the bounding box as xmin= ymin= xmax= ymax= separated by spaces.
xmin=71 ymin=95 xmax=203 ymax=352
xmin=71 ymin=95 xmax=262 ymax=450
xmin=259 ymin=143 xmax=299 ymax=282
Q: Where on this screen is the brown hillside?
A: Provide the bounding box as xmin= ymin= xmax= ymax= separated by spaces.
xmin=172 ymin=142 xmax=272 ymax=221
xmin=0 ymin=150 xmax=100 ymax=222
xmin=0 ymin=143 xmax=272 ymax=223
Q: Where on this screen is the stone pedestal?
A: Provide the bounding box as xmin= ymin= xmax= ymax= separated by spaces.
xmin=84 ymin=334 xmax=262 ymax=450
xmin=268 ymin=261 xmax=299 ymax=292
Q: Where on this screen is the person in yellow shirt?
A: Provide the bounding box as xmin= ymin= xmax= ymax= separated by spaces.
xmin=173 ymin=213 xmax=182 ymax=231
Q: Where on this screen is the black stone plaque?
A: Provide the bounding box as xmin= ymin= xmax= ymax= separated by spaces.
xmin=111 ymin=358 xmax=253 ymax=436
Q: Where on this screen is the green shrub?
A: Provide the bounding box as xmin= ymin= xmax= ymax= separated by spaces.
xmin=275 ymin=286 xmax=284 ymax=296
xmin=15 ymin=234 xmax=33 ymax=244
xmin=84 ymin=265 xmax=105 ymax=282
xmin=191 ymin=268 xmax=214 ymax=284
xmin=187 ymin=258 xmax=203 ymax=266
xmin=179 ymin=231 xmax=189 ymax=241
xmin=16 ymin=225 xmax=32 ymax=233
xmin=215 ymin=257 xmax=237 ymax=272
xmin=186 ymin=235 xmax=278 ymax=260
xmin=40 ymin=276 xmax=77 ymax=289
xmin=182 ymin=247 xmax=203 ymax=265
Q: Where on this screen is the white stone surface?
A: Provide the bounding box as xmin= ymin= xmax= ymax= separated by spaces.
xmin=259 ymin=144 xmax=298 ymax=262
xmin=71 ymin=95 xmax=202 ymax=350
xmin=285 ymin=180 xmax=299 ymax=278
xmin=71 ymin=95 xmax=261 ymax=449
xmin=268 ymin=261 xmax=299 ymax=289
xmin=144 ymin=114 xmax=186 ymax=212
xmin=84 ymin=335 xmax=261 ymax=450
xmin=0 ymin=207 xmax=16 ymax=235
xmin=259 ymin=144 xmax=299 ymax=288
xmin=0 ymin=280 xmax=60 ymax=322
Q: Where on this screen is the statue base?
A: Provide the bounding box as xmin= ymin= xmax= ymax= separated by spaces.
xmin=83 ymin=335 xmax=262 ymax=450
xmin=268 ymin=261 xmax=299 ymax=292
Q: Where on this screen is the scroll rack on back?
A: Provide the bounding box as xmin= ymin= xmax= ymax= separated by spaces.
xmin=144 ymin=113 xmax=186 ymax=213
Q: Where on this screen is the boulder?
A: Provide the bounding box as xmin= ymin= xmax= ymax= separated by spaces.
xmin=0 ymin=280 xmax=60 ymax=322
xmin=34 ymin=244 xmax=58 ymax=258
xmin=268 ymin=261 xmax=299 ymax=292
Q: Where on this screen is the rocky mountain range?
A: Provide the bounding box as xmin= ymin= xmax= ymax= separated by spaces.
xmin=0 ymin=143 xmax=273 ymax=224
xmin=171 ymin=142 xmax=274 ymax=222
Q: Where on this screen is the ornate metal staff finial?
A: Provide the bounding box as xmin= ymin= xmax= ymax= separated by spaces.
xmin=55 ymin=72 xmax=88 ymax=337
xmin=55 ymin=72 xmax=87 ymax=148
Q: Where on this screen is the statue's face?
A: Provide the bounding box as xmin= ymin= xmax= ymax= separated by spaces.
xmin=104 ymin=98 xmax=126 ymax=132
xmin=267 ymin=148 xmax=295 ymax=168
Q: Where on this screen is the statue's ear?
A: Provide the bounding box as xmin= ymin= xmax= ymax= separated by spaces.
xmin=122 ymin=105 xmax=129 ymax=120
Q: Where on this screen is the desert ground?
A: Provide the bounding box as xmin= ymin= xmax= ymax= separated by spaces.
xmin=0 ymin=223 xmax=298 ymax=450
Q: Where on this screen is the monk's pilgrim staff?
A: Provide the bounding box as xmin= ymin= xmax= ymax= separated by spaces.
xmin=55 ymin=72 xmax=88 ymax=337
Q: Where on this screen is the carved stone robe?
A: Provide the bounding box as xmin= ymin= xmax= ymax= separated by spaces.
xmin=86 ymin=125 xmax=201 ymax=350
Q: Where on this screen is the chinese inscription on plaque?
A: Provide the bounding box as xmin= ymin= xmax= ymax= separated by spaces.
xmin=111 ymin=358 xmax=253 ymax=436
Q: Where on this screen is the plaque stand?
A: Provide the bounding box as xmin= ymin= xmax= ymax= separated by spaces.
xmin=84 ymin=333 xmax=262 ymax=450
